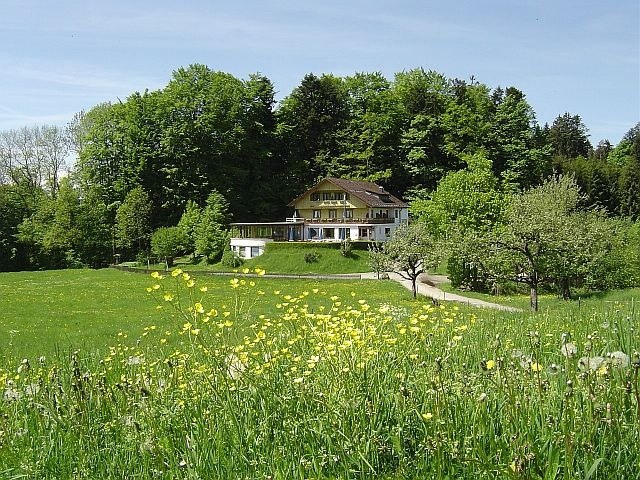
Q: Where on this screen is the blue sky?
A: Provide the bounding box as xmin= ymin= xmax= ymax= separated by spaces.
xmin=2 ymin=0 xmax=638 ymax=144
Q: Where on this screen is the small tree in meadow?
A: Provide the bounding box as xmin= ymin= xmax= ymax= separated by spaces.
xmin=384 ymin=223 xmax=442 ymax=299
xmin=368 ymin=242 xmax=391 ymax=279
xmin=151 ymin=226 xmax=188 ymax=268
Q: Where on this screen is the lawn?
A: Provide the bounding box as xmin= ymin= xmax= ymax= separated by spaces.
xmin=0 ymin=268 xmax=412 ymax=360
xmin=139 ymin=241 xmax=373 ymax=275
xmin=1 ymin=268 xmax=638 ymax=478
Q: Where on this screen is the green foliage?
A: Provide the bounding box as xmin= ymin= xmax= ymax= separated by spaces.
xmin=548 ymin=112 xmax=591 ymax=159
xmin=368 ymin=242 xmax=391 ymax=279
xmin=340 ymin=237 xmax=353 ymax=257
xmin=151 ymin=226 xmax=188 ymax=267
xmin=221 ymin=245 xmax=244 ymax=268
xmin=304 ymin=251 xmax=320 ymax=263
xmin=177 ymin=200 xmax=202 ymax=255
xmin=15 ymin=180 xmax=112 ymax=269
xmin=463 ymin=176 xmax=622 ymax=310
xmin=115 ymin=186 xmax=152 ymax=254
xmin=410 ymin=152 xmax=507 ymax=238
xmin=195 ymin=190 xmax=230 ymax=263
xmin=384 ymin=223 xmax=442 ymax=298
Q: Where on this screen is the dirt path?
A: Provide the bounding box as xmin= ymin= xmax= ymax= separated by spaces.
xmin=361 ymin=272 xmax=522 ymax=312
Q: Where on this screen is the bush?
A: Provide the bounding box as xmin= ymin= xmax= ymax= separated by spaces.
xmin=340 ymin=238 xmax=353 ymax=257
xmin=304 ymin=251 xmax=320 ymax=263
xmin=221 ymin=247 xmax=243 ymax=268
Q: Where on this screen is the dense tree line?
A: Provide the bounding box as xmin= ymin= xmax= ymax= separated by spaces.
xmin=0 ymin=64 xmax=638 ymax=271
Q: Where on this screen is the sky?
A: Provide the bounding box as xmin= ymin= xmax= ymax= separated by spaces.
xmin=1 ymin=0 xmax=638 ymax=144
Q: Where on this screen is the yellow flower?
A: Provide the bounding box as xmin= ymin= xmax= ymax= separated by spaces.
xmin=194 ymin=303 xmax=205 ymax=314
xmin=242 ymin=268 xmax=250 ymax=274
xmin=163 ymin=293 xmax=174 ymax=302
xmin=182 ymin=273 xmax=190 ymax=281
xmin=200 ymin=286 xmax=208 ymax=293
xmin=171 ymin=268 xmax=183 ymax=277
xmin=421 ymin=412 xmax=433 ymax=421
xmin=150 ymin=271 xmax=163 ymax=279
xmin=486 ymin=359 xmax=496 ymax=370
xmin=230 ymin=278 xmax=240 ymax=289
xmin=530 ymin=362 xmax=543 ymax=372
xmin=186 ymin=280 xmax=195 ymax=288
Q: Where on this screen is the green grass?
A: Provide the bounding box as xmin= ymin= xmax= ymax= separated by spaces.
xmin=142 ymin=241 xmax=373 ymax=275
xmin=1 ymin=268 xmax=639 ymax=478
xmin=0 ymin=268 xmax=412 ymax=360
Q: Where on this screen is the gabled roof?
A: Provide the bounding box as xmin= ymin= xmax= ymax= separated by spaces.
xmin=288 ymin=177 xmax=408 ymax=208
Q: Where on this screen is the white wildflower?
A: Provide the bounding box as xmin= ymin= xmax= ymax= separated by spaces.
xmin=561 ymin=342 xmax=578 ymax=358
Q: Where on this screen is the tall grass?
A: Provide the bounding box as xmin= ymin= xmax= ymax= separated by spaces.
xmin=0 ymin=269 xmax=638 ymax=478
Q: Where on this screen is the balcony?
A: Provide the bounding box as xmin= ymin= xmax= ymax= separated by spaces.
xmin=303 ymin=217 xmax=394 ymax=225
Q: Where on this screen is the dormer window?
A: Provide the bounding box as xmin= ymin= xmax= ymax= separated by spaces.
xmin=310 ymin=193 xmax=320 ymax=201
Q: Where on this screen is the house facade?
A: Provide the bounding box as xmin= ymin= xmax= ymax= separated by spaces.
xmin=230 ymin=177 xmax=409 ymax=259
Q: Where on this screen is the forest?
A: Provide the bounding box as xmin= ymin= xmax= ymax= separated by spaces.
xmin=0 ymin=64 xmax=638 ymax=274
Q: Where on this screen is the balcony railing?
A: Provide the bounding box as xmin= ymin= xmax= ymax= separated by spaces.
xmin=302 ymin=217 xmax=395 ymax=224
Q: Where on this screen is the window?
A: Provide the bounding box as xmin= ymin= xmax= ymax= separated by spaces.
xmin=328 ymin=209 xmax=337 ymax=219
xmin=343 ymin=209 xmax=353 ymax=218
xmin=385 ymin=228 xmax=391 ymax=237
xmin=338 ymin=228 xmax=350 ymax=240
xmin=313 ymin=209 xmax=321 ymax=218
xmin=359 ymin=228 xmax=368 ymax=238
xmin=250 ymin=246 xmax=260 ymax=258
xmin=323 ymin=192 xmax=332 ymax=201
xmin=323 ymin=228 xmax=335 ymax=239
xmin=394 ymin=209 xmax=398 ymax=219
xmin=343 ymin=193 xmax=350 ymax=200
xmin=310 ymin=193 xmax=320 ymax=201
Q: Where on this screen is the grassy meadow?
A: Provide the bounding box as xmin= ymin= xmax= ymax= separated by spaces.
xmin=0 ymin=268 xmax=638 ymax=478
xmin=141 ymin=242 xmax=373 ymax=275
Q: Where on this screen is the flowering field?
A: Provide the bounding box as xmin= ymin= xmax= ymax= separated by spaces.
xmin=1 ymin=269 xmax=639 ymax=478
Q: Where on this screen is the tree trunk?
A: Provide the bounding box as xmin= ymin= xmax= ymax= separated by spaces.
xmin=411 ymin=276 xmax=418 ymax=299
xmin=530 ymin=284 xmax=538 ymax=312
xmin=165 ymin=255 xmax=174 ymax=268
xmin=561 ymin=278 xmax=571 ymax=300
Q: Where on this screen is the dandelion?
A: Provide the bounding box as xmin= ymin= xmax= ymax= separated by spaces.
xmin=171 ymin=268 xmax=183 ymax=277
xmin=578 ymin=356 xmax=605 ymax=371
xmin=200 ymin=286 xmax=208 ymax=293
xmin=608 ymin=351 xmax=630 ymax=368
xmin=421 ymin=412 xmax=433 ymax=421
xmin=126 ymin=356 xmax=145 ymax=366
xmin=150 ymin=271 xmax=163 ymax=279
xmin=225 ymin=354 xmax=246 ymax=380
xmin=486 ymin=359 xmax=496 ymax=370
xmin=163 ymin=293 xmax=174 ymax=302
xmin=561 ymin=342 xmax=577 ymax=358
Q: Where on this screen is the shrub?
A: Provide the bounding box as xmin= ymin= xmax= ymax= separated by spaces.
xmin=340 ymin=237 xmax=353 ymax=257
xmin=221 ymin=247 xmax=243 ymax=268
xmin=304 ymin=251 xmax=320 ymax=263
